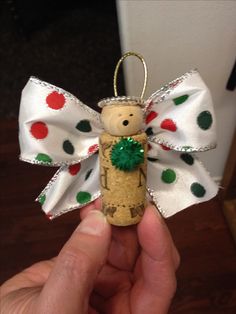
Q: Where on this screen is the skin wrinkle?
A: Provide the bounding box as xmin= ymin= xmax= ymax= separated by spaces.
xmin=1 ymin=266 xmax=51 ymax=297
xmin=93 ymin=263 xmax=133 ymax=300
xmin=1 ymin=287 xmax=40 ymax=314
xmin=58 ymin=226 xmax=109 ymax=278
xmin=109 ymin=225 xmax=140 ymax=271
xmin=22 ymin=260 xmax=54 ymax=283
xmin=142 ymin=257 xmax=177 ymax=296
xmin=35 ymin=212 xmax=111 ymax=314
xmin=56 ymin=248 xmax=96 ymax=285
xmin=50 ymin=235 xmax=108 ymax=299
xmin=109 ymin=237 xmax=131 ymax=270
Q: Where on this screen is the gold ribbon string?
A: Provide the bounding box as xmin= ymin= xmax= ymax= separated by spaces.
xmin=113 ymin=51 xmax=148 ymax=99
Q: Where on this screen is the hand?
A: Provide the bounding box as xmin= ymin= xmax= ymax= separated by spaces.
xmin=1 ymin=199 xmax=180 ymax=314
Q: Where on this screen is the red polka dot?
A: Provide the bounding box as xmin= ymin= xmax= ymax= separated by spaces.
xmin=88 ymin=144 xmax=99 ymax=154
xmin=30 ymin=122 xmax=48 ymax=139
xmin=145 ymin=111 xmax=158 ymax=124
xmin=170 ymin=80 xmax=179 ymax=88
xmin=148 ymin=143 xmax=152 ymax=151
xmin=160 ymin=144 xmax=172 ymax=151
xmin=146 ymin=100 xmax=154 ymax=111
xmin=160 ymin=119 xmax=177 ymax=132
xmin=69 ymin=163 xmax=81 ymax=175
xmin=46 ymin=91 xmax=65 ymax=110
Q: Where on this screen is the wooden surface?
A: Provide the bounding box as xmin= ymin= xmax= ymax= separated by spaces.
xmin=220 ymin=129 xmax=236 ymax=245
xmin=1 ymin=119 xmax=236 ymax=313
xmin=219 ymin=130 xmax=236 ymax=201
xmin=223 ymin=200 xmax=236 ymax=244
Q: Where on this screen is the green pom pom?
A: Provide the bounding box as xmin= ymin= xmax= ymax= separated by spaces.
xmin=111 ymin=137 xmax=144 ymax=171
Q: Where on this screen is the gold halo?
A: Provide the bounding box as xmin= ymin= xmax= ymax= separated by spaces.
xmin=98 ymin=96 xmax=145 ymax=108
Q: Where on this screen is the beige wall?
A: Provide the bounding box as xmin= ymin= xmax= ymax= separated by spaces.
xmin=117 ymin=0 xmax=236 ymax=179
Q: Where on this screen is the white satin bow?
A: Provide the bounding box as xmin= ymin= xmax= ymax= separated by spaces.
xmin=19 ymin=70 xmax=218 ymax=219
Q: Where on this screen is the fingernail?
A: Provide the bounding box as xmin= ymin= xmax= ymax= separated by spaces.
xmin=77 ymin=210 xmax=107 ymax=236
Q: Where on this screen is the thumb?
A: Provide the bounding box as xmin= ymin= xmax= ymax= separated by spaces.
xmin=38 ymin=210 xmax=111 ymax=314
xmin=136 ymin=205 xmax=179 ymax=314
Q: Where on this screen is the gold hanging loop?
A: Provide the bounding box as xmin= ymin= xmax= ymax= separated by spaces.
xmin=113 ymin=51 xmax=148 ymax=99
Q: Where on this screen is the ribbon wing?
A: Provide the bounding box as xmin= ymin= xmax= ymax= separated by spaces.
xmin=19 ymin=77 xmax=102 ymax=166
xmin=147 ymin=142 xmax=218 ymax=218
xmin=145 ymin=70 xmax=216 ymax=152
xmin=36 ymin=153 xmax=100 ymax=219
xmin=19 ymin=77 xmax=103 ymax=218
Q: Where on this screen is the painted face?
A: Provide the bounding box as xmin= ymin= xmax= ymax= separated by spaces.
xmin=101 ymin=104 xmax=143 ymax=136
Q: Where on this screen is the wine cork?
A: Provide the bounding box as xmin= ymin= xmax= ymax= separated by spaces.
xmin=99 ymin=131 xmax=147 ymax=226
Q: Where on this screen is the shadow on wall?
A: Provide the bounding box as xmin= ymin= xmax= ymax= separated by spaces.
xmin=1 ymin=0 xmax=125 ymax=118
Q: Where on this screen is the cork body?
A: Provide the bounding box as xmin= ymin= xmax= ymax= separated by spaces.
xmin=99 ymin=131 xmax=147 ymax=226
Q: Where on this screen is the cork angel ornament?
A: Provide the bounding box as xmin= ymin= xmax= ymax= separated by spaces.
xmin=19 ymin=52 xmax=218 ymax=226
xmin=99 ymin=53 xmax=148 ymax=225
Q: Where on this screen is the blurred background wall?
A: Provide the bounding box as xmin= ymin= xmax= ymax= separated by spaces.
xmin=117 ymin=0 xmax=236 ymax=180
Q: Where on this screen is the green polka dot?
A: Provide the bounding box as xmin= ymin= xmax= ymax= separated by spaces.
xmin=85 ymin=169 xmax=93 ymax=180
xmin=161 ymin=169 xmax=176 ymax=184
xmin=76 ymin=120 xmax=92 ymax=132
xmin=182 ymin=146 xmax=193 ymax=152
xmin=38 ymin=194 xmax=46 ymax=205
xmin=197 ymin=111 xmax=213 ymax=130
xmin=35 ymin=153 xmax=52 ymax=163
xmin=145 ymin=127 xmax=154 ymax=136
xmin=173 ymin=94 xmax=189 ymax=105
xmin=191 ymin=182 xmax=206 ymax=197
xmin=76 ymin=191 xmax=92 ymax=204
xmin=63 ymin=140 xmax=74 ymax=155
xmin=180 ymin=153 xmax=194 ymax=165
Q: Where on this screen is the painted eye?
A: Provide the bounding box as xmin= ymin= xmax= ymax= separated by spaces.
xmin=129 ymin=114 xmax=133 ymax=116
